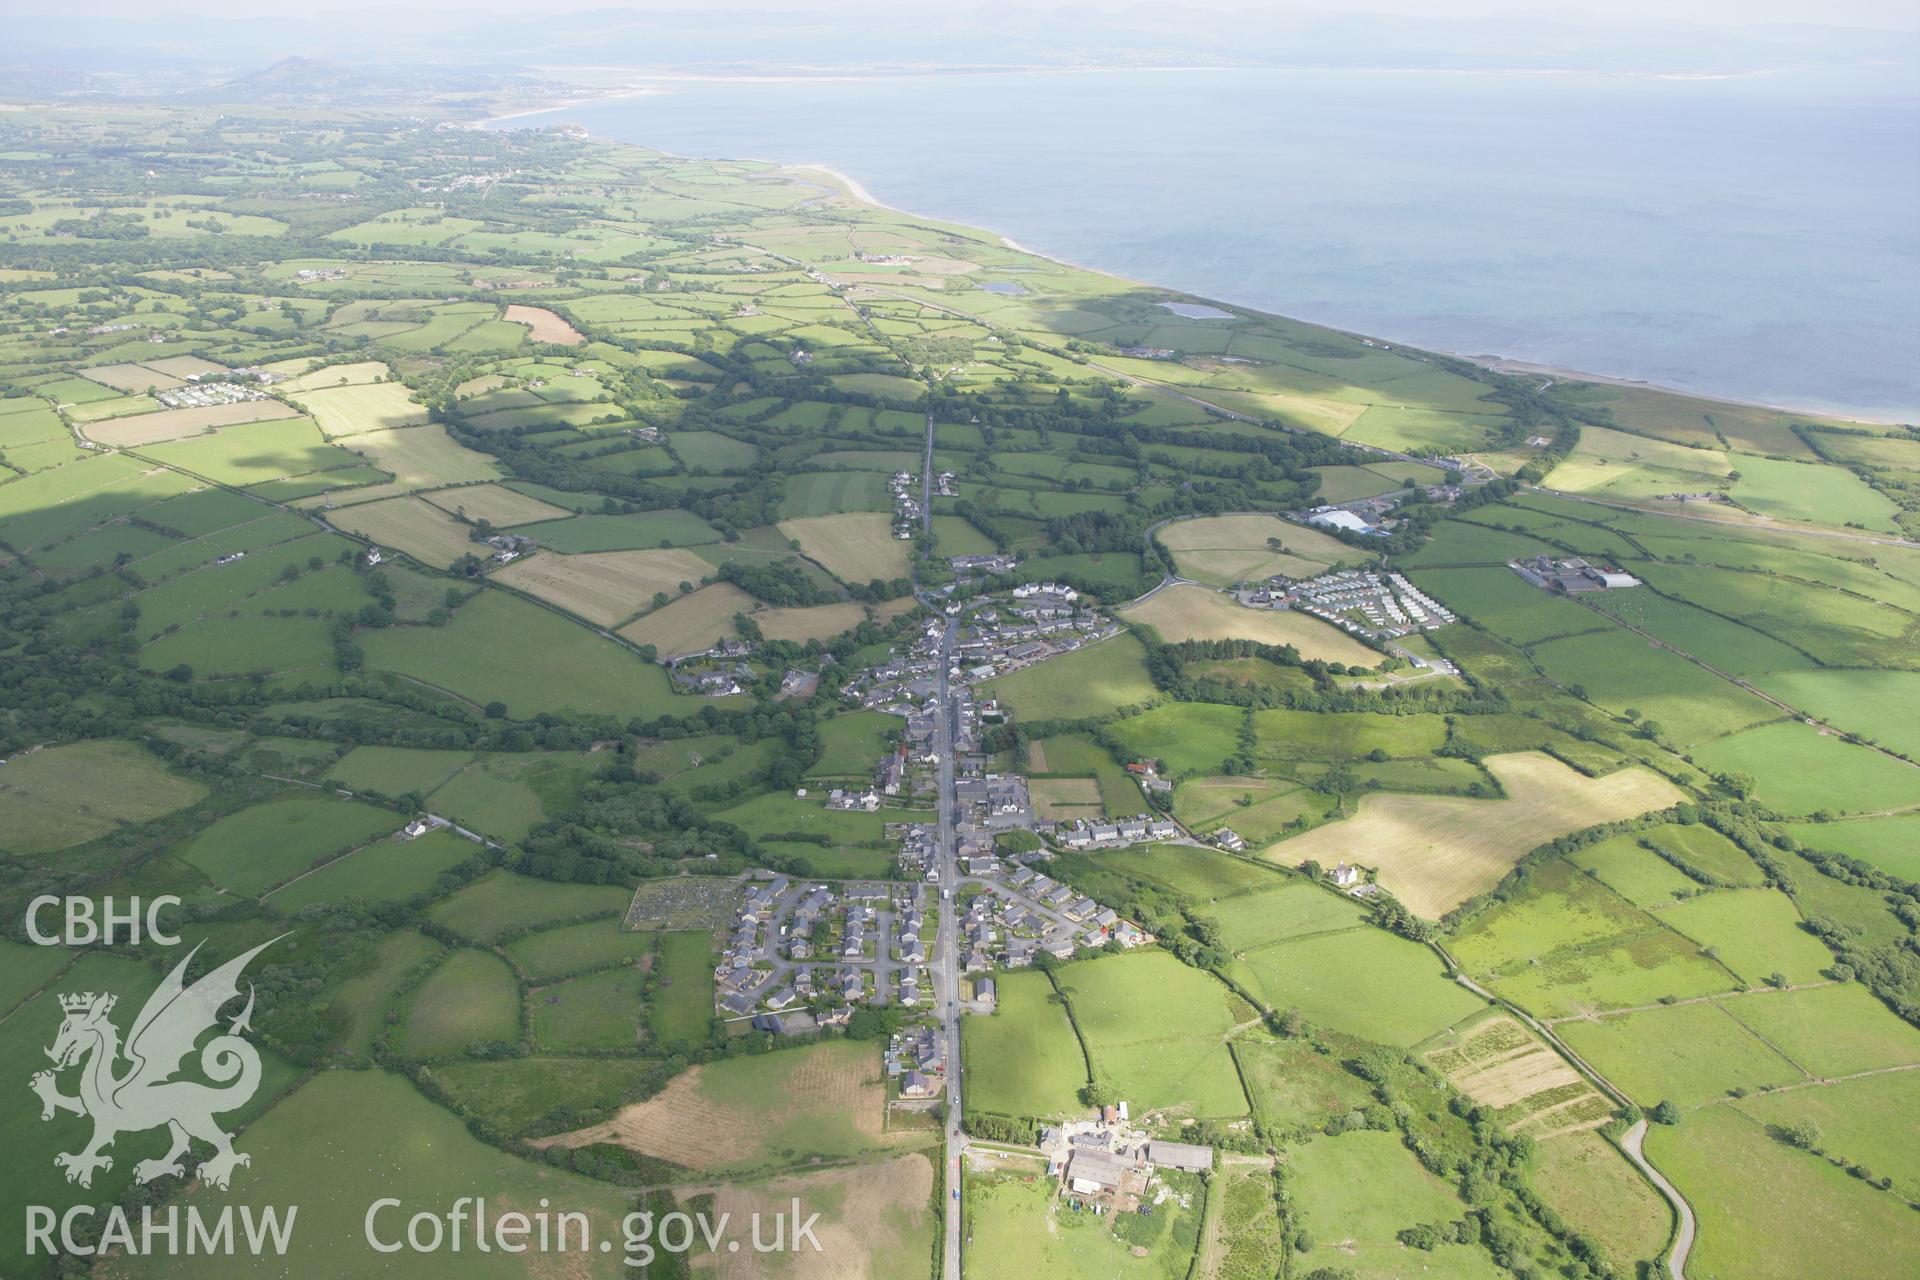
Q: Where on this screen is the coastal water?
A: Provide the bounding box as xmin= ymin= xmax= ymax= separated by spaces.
xmin=502 ymin=68 xmax=1920 ymax=421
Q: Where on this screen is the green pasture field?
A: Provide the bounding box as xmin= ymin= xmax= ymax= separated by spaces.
xmin=0 ymin=739 xmax=206 ymax=856
xmin=1171 ymin=775 xmax=1336 ymax=844
xmin=1783 ymin=815 xmax=1920 ymax=881
xmin=174 ymin=793 xmax=403 ymax=896
xmin=531 ymin=965 xmax=646 ymax=1051
xmin=507 ymin=920 xmax=654 ymax=980
xmin=1526 ymin=1130 xmax=1674 ymax=1273
xmin=0 ymin=941 xmax=76 ymax=1017
xmin=711 ymin=788 xmax=891 ymax=846
xmin=962 ymin=969 xmax=1088 ymax=1118
xmin=1288 ymin=1130 xmax=1500 ymax=1280
xmin=982 ymin=633 xmax=1158 ymax=720
xmin=1586 ymin=587 xmax=1814 ymax=677
xmin=1231 ymin=1032 xmax=1373 ymax=1134
xmin=135 ymin=1070 xmax=641 ymax=1279
xmin=361 ymin=590 xmax=680 ymax=719
xmin=1103 ymin=701 xmax=1243 ymax=776
xmin=1093 ymin=842 xmax=1287 ymax=899
xmin=1056 ymin=949 xmax=1248 ymax=1116
xmin=1208 ymin=882 xmax=1363 ymax=953
xmin=397 ymin=948 xmax=522 ymax=1058
xmin=1228 ymin=926 xmax=1485 ymax=1046
xmin=809 ymin=709 xmax=900 ymax=776
xmin=511 ymin=508 xmax=721 ymax=552
xmin=1528 ymin=626 xmax=1779 ymax=746
xmin=1641 ymin=823 xmax=1764 ymax=885
xmin=1691 ymin=720 xmax=1918 ymax=816
xmin=932 ymin=513 xmax=997 ymax=556
xmin=1569 ymin=833 xmax=1702 ymax=908
xmin=1556 ymin=1000 xmax=1804 ymax=1108
xmin=1410 ymin=566 xmax=1601 ymax=644
xmin=1730 ymin=1068 xmax=1920 ymax=1196
xmin=1182 ymin=655 xmax=1320 ymax=697
xmin=1730 ymin=456 xmax=1900 ymax=530
xmin=1401 ymin=520 xmax=1557 ymax=569
xmin=1450 ymin=860 xmax=1735 ymax=1016
xmin=1251 ymin=707 xmax=1448 ymax=760
xmin=144 ymin=417 xmax=366 ymax=486
xmin=1644 ymin=1104 xmax=1920 ymax=1280
xmin=267 ymin=828 xmax=480 ymax=910
xmin=140 ymin=612 xmax=337 ymax=680
xmin=649 ymin=931 xmax=715 ymax=1045
xmin=328 ymin=930 xmax=444 ymax=1055
xmin=779 ymin=469 xmax=890 ymax=516
xmin=1027 ymin=732 xmax=1138 ymax=812
xmin=430 ymin=1056 xmax=653 ymax=1136
xmin=1652 ymin=889 xmax=1834 ymax=986
xmin=1719 ymin=982 xmax=1920 ymax=1077
xmin=424 ymin=750 xmax=603 ymax=843
xmin=324 ymin=745 xmax=474 ymax=796
xmin=427 ymin=871 xmax=631 ymax=943
xmin=1754 ymin=668 xmax=1920 ymax=760
xmin=1629 ymin=561 xmax=1916 ymax=671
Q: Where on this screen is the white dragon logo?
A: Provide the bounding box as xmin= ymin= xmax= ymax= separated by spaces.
xmin=30 ymin=936 xmax=284 ymax=1191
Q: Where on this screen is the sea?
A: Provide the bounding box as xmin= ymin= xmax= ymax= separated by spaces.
xmin=493 ymin=66 xmax=1920 ymax=422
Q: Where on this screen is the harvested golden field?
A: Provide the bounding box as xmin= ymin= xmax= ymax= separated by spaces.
xmin=423 ymin=482 xmax=571 ymax=527
xmin=539 ymin=1040 xmax=894 ymax=1173
xmin=287 ymin=380 xmax=429 ymax=437
xmin=618 ymin=583 xmax=754 ymax=656
xmin=777 ymin=512 xmax=911 ymax=584
xmin=680 ymin=1154 xmax=936 ymax=1280
xmin=1122 ymin=583 xmax=1380 ymax=664
xmin=327 ymin=495 xmax=476 ymax=568
xmin=495 ymin=547 xmax=715 ymax=627
xmin=751 ymin=600 xmax=867 ymax=642
xmin=503 ymin=304 xmax=586 ymax=345
xmin=1157 ymin=513 xmax=1361 ymax=584
xmin=84 ymin=399 xmax=304 ymax=446
xmin=1264 ymin=752 xmax=1684 ymax=918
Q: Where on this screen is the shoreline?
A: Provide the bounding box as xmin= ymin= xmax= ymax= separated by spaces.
xmin=482 ymin=112 xmax=1908 ymax=427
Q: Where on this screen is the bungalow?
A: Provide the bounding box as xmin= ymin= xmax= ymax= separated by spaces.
xmin=901 ymin=1070 xmax=936 ymax=1099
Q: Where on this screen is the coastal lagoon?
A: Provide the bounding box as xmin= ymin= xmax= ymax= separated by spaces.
xmin=501 ymin=67 xmax=1920 ymax=421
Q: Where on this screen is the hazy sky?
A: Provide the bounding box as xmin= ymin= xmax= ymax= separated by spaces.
xmin=16 ymin=0 xmax=1919 ymax=25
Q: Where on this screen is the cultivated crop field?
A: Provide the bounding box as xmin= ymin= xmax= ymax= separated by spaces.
xmin=1265 ymin=752 xmax=1683 ymax=917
